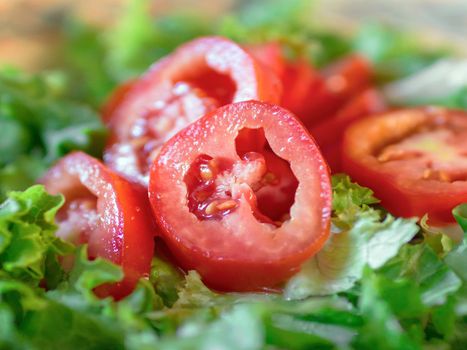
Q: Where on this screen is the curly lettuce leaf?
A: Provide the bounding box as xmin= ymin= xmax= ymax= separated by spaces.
xmin=0 ymin=72 xmax=107 ymax=200
xmin=0 ymin=185 xmax=72 ymax=286
xmin=446 ymin=204 xmax=467 ymax=282
xmin=284 ymin=176 xmax=418 ymax=299
xmin=149 ymin=256 xmax=184 ymax=307
xmin=379 ymin=243 xmax=462 ymax=307
xmin=352 ymin=269 xmax=422 ymax=350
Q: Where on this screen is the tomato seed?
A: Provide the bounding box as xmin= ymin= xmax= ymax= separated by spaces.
xmin=216 ymin=200 xmax=237 ymax=211
xmin=200 ymin=165 xmax=214 ymax=180
xmin=131 ymin=136 xmax=151 ymax=149
xmin=263 ymin=171 xmax=278 ymax=185
xmin=205 ymin=201 xmax=219 ymax=215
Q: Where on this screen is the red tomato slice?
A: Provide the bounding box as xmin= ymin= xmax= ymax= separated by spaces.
xmin=342 ymin=107 xmax=467 ymax=224
xmin=41 ymin=152 xmax=155 ymax=299
xmin=255 ymin=150 xmax=299 ymax=222
xmin=280 ymin=59 xmax=322 ymax=121
xmin=149 ymin=101 xmax=331 ymax=291
xmin=101 ymin=79 xmax=136 ymax=124
xmin=311 ymin=88 xmax=387 ymax=171
xmin=246 ymin=42 xmax=287 ymax=78
xmin=280 ymin=54 xmax=373 ymax=129
xmin=104 ymin=36 xmax=282 ymax=185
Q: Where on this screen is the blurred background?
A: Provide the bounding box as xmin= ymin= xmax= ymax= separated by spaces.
xmin=1 ymin=0 xmax=467 ymax=200
xmin=1 ymin=0 xmax=466 ymax=72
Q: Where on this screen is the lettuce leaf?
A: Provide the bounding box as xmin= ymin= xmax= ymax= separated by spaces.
xmin=284 ymin=176 xmax=419 ymax=299
xmin=0 ymin=185 xmax=72 ymax=286
xmin=0 ymin=71 xmax=107 ymax=200
xmin=446 ymin=205 xmax=467 ymax=282
xmin=0 ymin=186 xmax=465 ymax=349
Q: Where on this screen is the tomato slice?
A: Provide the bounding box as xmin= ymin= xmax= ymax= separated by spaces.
xmin=255 ymin=150 xmax=299 ymax=222
xmin=101 ymin=79 xmax=136 ymax=124
xmin=342 ymin=107 xmax=467 ymax=224
xmin=149 ymin=101 xmax=331 ymax=291
xmin=280 ymin=59 xmax=322 ymax=121
xmin=104 ymin=36 xmax=282 ymax=185
xmin=41 ymin=152 xmax=155 ymax=299
xmin=280 ymin=54 xmax=373 ymax=129
xmin=246 ymin=42 xmax=287 ymax=78
xmin=311 ymin=88 xmax=387 ymax=171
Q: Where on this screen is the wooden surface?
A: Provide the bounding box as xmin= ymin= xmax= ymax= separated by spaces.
xmin=0 ymin=0 xmax=466 ymax=71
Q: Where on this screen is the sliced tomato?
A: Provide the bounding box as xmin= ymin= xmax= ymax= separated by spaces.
xmin=149 ymin=101 xmax=331 ymax=291
xmin=104 ymin=36 xmax=282 ymax=185
xmin=280 ymin=59 xmax=322 ymax=121
xmin=101 ymin=79 xmax=136 ymax=124
xmin=342 ymin=107 xmax=467 ymax=224
xmin=280 ymin=54 xmax=373 ymax=129
xmin=311 ymin=88 xmax=387 ymax=171
xmin=246 ymin=42 xmax=286 ymax=78
xmin=41 ymin=152 xmax=155 ymax=299
xmin=255 ymin=150 xmax=299 ymax=222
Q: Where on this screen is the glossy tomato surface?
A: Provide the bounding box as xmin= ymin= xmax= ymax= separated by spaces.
xmin=101 ymin=79 xmax=136 ymax=124
xmin=311 ymin=88 xmax=387 ymax=171
xmin=149 ymin=101 xmax=331 ymax=291
xmin=281 ymin=54 xmax=373 ymax=129
xmin=280 ymin=59 xmax=321 ymax=122
xmin=104 ymin=36 xmax=282 ymax=185
xmin=41 ymin=152 xmax=155 ymax=299
xmin=342 ymin=107 xmax=467 ymax=224
xmin=246 ymin=42 xmax=286 ymax=78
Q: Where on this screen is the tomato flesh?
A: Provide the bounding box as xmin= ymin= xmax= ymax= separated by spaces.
xmin=149 ymin=101 xmax=331 ymax=291
xmin=101 ymin=79 xmax=136 ymax=124
xmin=280 ymin=59 xmax=320 ymax=122
xmin=342 ymin=107 xmax=467 ymax=224
xmin=103 ymin=36 xmax=281 ymax=185
xmin=279 ymin=54 xmax=373 ymax=129
xmin=311 ymin=88 xmax=386 ymax=171
xmin=246 ymin=42 xmax=287 ymax=78
xmin=184 ymin=150 xmax=296 ymax=225
xmin=255 ymin=150 xmax=298 ymax=222
xmin=41 ymin=152 xmax=155 ymax=299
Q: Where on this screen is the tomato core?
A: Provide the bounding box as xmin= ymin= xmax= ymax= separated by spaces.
xmin=184 ymin=128 xmax=298 ymax=225
xmin=173 ymin=67 xmax=237 ymax=106
xmin=377 ymin=128 xmax=467 ymax=183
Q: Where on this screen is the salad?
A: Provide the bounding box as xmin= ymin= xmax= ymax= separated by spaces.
xmin=1 ymin=1 xmax=466 ymax=349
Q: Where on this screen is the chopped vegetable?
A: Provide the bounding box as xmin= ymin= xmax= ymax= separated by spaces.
xmin=1 ymin=1 xmax=466 ymax=348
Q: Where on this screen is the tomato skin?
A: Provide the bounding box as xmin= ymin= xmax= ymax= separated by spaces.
xmin=104 ymin=36 xmax=282 ymax=185
xmin=101 ymin=79 xmax=136 ymax=124
xmin=149 ymin=101 xmax=331 ymax=291
xmin=342 ymin=107 xmax=467 ymax=225
xmin=107 ymin=36 xmax=282 ymax=140
xmin=41 ymin=152 xmax=155 ymax=299
xmin=311 ymin=88 xmax=387 ymax=171
xmin=280 ymin=54 xmax=374 ymax=129
xmin=246 ymin=42 xmax=287 ymax=78
xmin=280 ymin=59 xmax=321 ymax=122
xmin=303 ymin=54 xmax=373 ymax=128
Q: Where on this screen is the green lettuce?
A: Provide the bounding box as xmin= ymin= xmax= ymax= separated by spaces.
xmin=1 ymin=186 xmax=466 ymax=349
xmin=353 ymin=23 xmax=450 ymax=81
xmin=284 ymin=175 xmax=419 ymax=299
xmin=0 ymin=185 xmax=72 ymax=286
xmin=0 ymin=71 xmax=107 ymax=200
